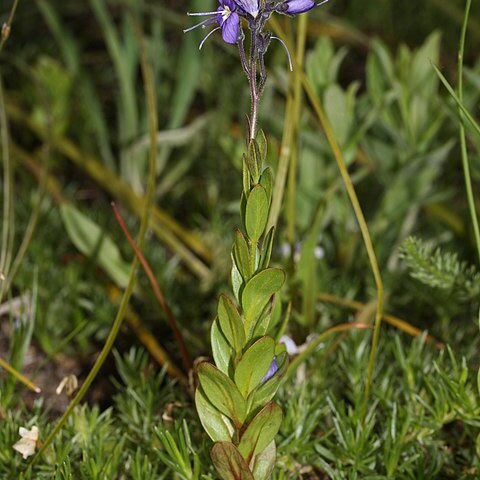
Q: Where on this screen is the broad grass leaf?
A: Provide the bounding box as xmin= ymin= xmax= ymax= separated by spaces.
xmin=238 ymin=402 xmax=282 ymax=462
xmin=245 ymin=185 xmax=269 ymax=243
xmin=211 ymin=442 xmax=254 ymax=480
xmin=218 ymin=295 xmax=246 ymax=353
xmin=234 ymin=337 xmax=275 ymax=398
xmin=195 ymin=388 xmax=233 ymax=443
xmin=198 ymin=363 xmax=246 ymax=426
xmin=60 ymin=204 xmax=130 ymax=287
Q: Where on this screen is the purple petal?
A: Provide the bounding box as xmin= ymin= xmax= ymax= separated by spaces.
xmin=220 ymin=0 xmax=237 ymax=10
xmin=220 ymin=11 xmax=240 ymax=44
xmin=234 ymin=0 xmax=259 ymax=17
xmin=261 ymin=357 xmax=279 ymax=384
xmin=286 ymin=0 xmax=316 ymax=14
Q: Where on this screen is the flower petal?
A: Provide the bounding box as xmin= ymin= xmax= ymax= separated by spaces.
xmin=261 ymin=357 xmax=279 ymax=383
xmin=234 ymin=0 xmax=259 ymax=17
xmin=286 ymin=0 xmax=315 ymax=14
xmin=221 ymin=0 xmax=237 ymax=10
xmin=221 ymin=11 xmax=240 ymax=43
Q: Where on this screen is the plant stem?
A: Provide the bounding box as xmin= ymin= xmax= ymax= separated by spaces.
xmin=0 ymin=0 xmax=21 ymax=51
xmin=457 ymin=0 xmax=480 ymax=264
xmin=248 ymin=27 xmax=259 ymax=141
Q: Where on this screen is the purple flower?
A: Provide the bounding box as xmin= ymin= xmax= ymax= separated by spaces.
xmin=285 ymin=0 xmax=316 ymax=14
xmin=278 ymin=0 xmax=329 ymax=15
xmin=261 ymin=357 xmax=279 ymax=384
xmin=184 ymin=0 xmax=240 ymax=48
xmin=234 ymin=0 xmax=260 ymax=18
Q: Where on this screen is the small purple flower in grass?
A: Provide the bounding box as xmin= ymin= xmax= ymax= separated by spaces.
xmin=184 ymin=0 xmax=240 ymax=48
xmin=262 ymin=357 xmax=279 ymax=383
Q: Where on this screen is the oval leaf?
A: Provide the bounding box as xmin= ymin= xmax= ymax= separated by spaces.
xmin=195 ymin=388 xmax=233 ymax=443
xmin=198 ymin=363 xmax=246 ymax=426
xmin=259 ymin=167 xmax=273 ymax=205
xmin=234 ymin=337 xmax=275 ymax=398
xmin=211 ymin=319 xmax=233 ymax=375
xmin=260 ymin=226 xmax=275 ymax=270
xmin=245 ymin=185 xmax=269 ymax=243
xmin=238 ymin=402 xmax=282 ymax=462
xmin=252 ymin=441 xmax=276 ymax=480
xmin=242 ymin=268 xmax=285 ymax=335
xmin=218 ymin=295 xmax=246 ymax=353
xmin=211 ymin=442 xmax=254 ymax=480
xmin=233 ymin=229 xmax=252 ymax=281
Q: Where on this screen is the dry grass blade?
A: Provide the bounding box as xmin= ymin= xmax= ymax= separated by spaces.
xmin=0 ymin=356 xmax=41 ymax=393
xmin=112 ymin=203 xmax=192 ymax=373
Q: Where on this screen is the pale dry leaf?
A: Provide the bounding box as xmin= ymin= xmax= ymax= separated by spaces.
xmin=56 ymin=374 xmax=79 ymax=396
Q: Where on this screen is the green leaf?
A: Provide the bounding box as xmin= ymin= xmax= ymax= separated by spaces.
xmin=257 ymin=130 xmax=267 ymax=162
xmin=260 ymin=227 xmax=275 ymax=270
xmin=60 ymin=203 xmax=130 ymax=287
xmin=198 ymin=363 xmax=246 ymax=426
xmin=242 ymin=268 xmax=285 ymax=335
xmin=259 ymin=167 xmax=273 ymax=205
xmin=247 ymin=352 xmax=288 ymax=413
xmin=242 ymin=154 xmax=251 ymax=195
xmin=253 ymin=442 xmax=277 ymax=480
xmin=195 ymin=388 xmax=233 ymax=443
xmin=233 ymin=229 xmax=252 ymax=281
xmin=247 ymin=140 xmax=261 ymax=184
xmin=234 ymin=337 xmax=275 ymax=398
xmin=218 ymin=295 xmax=246 ymax=353
xmin=245 ymin=185 xmax=269 ymax=243
xmin=252 ymin=441 xmax=276 ymax=480
xmin=231 ymin=257 xmax=243 ymax=304
xmin=211 ymin=442 xmax=254 ymax=480
xmin=238 ymin=402 xmax=282 ymax=462
xmin=211 ymin=319 xmax=233 ymax=375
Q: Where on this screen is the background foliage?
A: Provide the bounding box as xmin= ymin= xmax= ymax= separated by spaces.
xmin=1 ymin=0 xmax=480 ymax=478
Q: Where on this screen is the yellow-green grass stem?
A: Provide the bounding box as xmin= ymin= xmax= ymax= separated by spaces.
xmin=286 ymin=14 xmax=308 ymax=247
xmin=286 ymin=322 xmax=371 ymax=382
xmin=0 ymin=76 xmax=15 ymax=304
xmin=29 ymin=12 xmax=159 ymax=467
xmin=0 ymin=356 xmax=41 ymax=393
xmin=457 ymin=0 xmax=480 ymax=264
xmin=269 ymin=17 xmax=384 ymax=411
